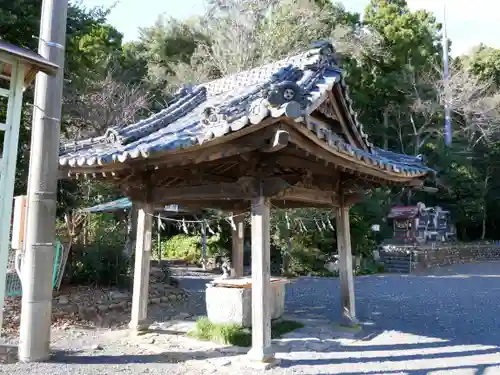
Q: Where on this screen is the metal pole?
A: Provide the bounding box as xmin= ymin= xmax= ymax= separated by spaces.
xmin=18 ymin=0 xmax=67 ymax=362
xmin=443 ymin=3 xmax=452 ymax=146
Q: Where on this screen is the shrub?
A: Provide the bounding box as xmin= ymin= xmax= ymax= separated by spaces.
xmin=162 ymin=234 xmax=202 ymax=264
xmin=66 ymin=242 xmax=131 ymax=288
xmin=63 ymin=212 xmax=131 ymax=288
xmin=283 ymin=234 xmax=336 ymax=276
xmin=161 ymin=233 xmax=229 ymax=264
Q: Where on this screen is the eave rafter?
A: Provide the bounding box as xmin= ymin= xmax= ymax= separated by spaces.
xmin=59 ymin=115 xmax=428 ymax=211
xmin=280 ymin=118 xmax=426 ymax=184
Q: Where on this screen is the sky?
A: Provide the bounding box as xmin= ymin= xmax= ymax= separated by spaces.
xmin=81 ymin=0 xmax=500 ymax=56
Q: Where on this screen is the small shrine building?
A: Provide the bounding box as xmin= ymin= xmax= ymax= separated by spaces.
xmin=58 ymin=42 xmax=434 ymax=365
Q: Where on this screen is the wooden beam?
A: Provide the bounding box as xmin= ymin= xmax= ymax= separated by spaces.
xmin=273 ymin=186 xmax=340 ymax=207
xmin=261 ymin=129 xmax=289 ymax=153
xmin=333 ymin=86 xmax=368 ymax=152
xmin=270 ymin=200 xmax=335 ymax=209
xmin=328 ymin=91 xmax=358 ymax=148
xmin=280 ymin=120 xmax=424 ymax=183
xmin=309 ymin=114 xmax=344 ymax=140
xmin=343 ymin=191 xmax=365 ymax=207
xmin=150 ymin=177 xmax=290 ymax=203
xmin=276 ymin=153 xmax=338 ymax=176
xmin=150 ymin=177 xmax=349 ymax=208
xmin=173 ymin=200 xmax=249 ymax=211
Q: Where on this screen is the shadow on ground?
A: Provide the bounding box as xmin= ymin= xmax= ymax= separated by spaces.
xmin=138 ymin=263 xmax=500 ymax=374
xmin=50 ymin=348 xmax=240 ymax=365
xmin=270 ymin=318 xmax=500 ymax=374
xmin=286 ymin=262 xmax=500 ymax=346
xmin=278 ymin=261 xmax=500 ymax=374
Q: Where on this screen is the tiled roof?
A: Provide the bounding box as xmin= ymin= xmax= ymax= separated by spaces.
xmin=59 ymin=41 xmax=433 ymax=178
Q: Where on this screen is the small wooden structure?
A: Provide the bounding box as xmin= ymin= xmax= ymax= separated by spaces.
xmin=0 ymin=41 xmax=58 ymax=326
xmin=388 ymin=203 xmax=455 ymax=243
xmin=58 ymin=42 xmax=433 ymax=364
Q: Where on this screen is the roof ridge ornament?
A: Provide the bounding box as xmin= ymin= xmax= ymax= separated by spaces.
xmin=306 ymin=41 xmax=338 ymax=71
xmin=104 ymin=127 xmax=122 ymax=145
xmin=263 ymin=80 xmax=309 ymax=118
xmin=201 ymin=106 xmax=227 ymax=126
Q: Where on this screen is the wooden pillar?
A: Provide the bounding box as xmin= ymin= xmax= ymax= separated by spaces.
xmin=129 ymin=202 xmax=154 ymax=332
xmin=336 ymin=205 xmax=357 ymax=325
xmin=231 ymin=212 xmax=245 ymax=278
xmin=123 ymin=203 xmax=138 ymax=259
xmin=248 ymin=196 xmax=275 ymax=363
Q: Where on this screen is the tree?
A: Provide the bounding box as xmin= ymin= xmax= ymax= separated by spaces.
xmin=346 ymin=0 xmax=442 ymax=150
xmin=0 ymin=0 xmax=127 ymax=196
xmin=462 ymin=44 xmax=500 ymax=86
xmin=137 ymin=16 xmax=206 ymax=92
xmin=62 ymin=73 xmax=149 ymax=140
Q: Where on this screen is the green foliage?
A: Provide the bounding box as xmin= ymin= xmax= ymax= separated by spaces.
xmin=66 ymin=241 xmax=131 ymax=288
xmin=188 ymin=317 xmax=251 ymax=347
xmin=160 ymin=233 xmax=227 ymax=264
xmin=162 ymin=234 xmax=201 ymax=264
xmin=188 ymin=317 xmax=304 ymax=347
xmin=65 ymin=213 xmax=131 ymax=287
xmin=355 ymin=259 xmax=385 ymax=275
xmin=285 ymin=234 xmax=335 ymax=276
xmin=463 ymin=44 xmax=500 ymax=85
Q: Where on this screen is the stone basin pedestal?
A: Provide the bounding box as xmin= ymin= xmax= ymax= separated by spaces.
xmin=205 ymin=277 xmax=289 ymax=328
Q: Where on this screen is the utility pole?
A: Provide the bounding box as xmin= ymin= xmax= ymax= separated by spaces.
xmin=443 ymin=3 xmax=452 ymax=146
xmin=18 ymin=0 xmax=68 ymax=363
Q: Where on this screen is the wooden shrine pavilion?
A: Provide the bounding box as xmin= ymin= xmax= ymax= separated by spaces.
xmin=58 ymin=41 xmax=434 ymax=365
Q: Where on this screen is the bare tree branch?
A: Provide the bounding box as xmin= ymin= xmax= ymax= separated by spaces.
xmin=434 ymin=63 xmax=500 ymax=145
xmin=63 ymin=73 xmax=150 ymax=141
xmin=167 ymin=0 xmax=386 ymax=88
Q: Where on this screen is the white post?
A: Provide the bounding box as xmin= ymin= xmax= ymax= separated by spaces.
xmin=18 ymin=0 xmax=67 ymax=362
xmin=248 ymin=196 xmax=275 ymax=364
xmin=336 ymin=206 xmax=357 ymax=325
xmin=129 ymin=203 xmax=153 ymax=331
xmin=0 ymin=61 xmax=25 ymax=328
xmin=231 ymin=212 xmax=245 ymax=278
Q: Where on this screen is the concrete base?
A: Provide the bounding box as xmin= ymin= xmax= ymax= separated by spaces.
xmin=205 ymin=277 xmax=288 ymax=328
xmin=246 ymin=344 xmax=281 ymax=370
xmin=128 ymin=320 xmax=151 ymax=333
xmin=244 ymin=356 xmax=281 ymax=370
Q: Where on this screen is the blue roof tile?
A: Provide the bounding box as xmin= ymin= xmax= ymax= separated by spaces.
xmin=59 ymin=41 xmax=433 ymax=178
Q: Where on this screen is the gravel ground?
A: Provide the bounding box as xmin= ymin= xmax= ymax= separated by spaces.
xmin=286 ymin=261 xmax=500 ymax=346
xmin=3 ymin=263 xmax=500 ymax=374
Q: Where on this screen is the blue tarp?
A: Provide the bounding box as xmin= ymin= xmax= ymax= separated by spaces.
xmin=83 ymin=197 xmax=188 ymax=214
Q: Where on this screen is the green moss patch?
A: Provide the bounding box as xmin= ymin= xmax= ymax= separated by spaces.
xmin=187 ymin=317 xmax=304 ymax=347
